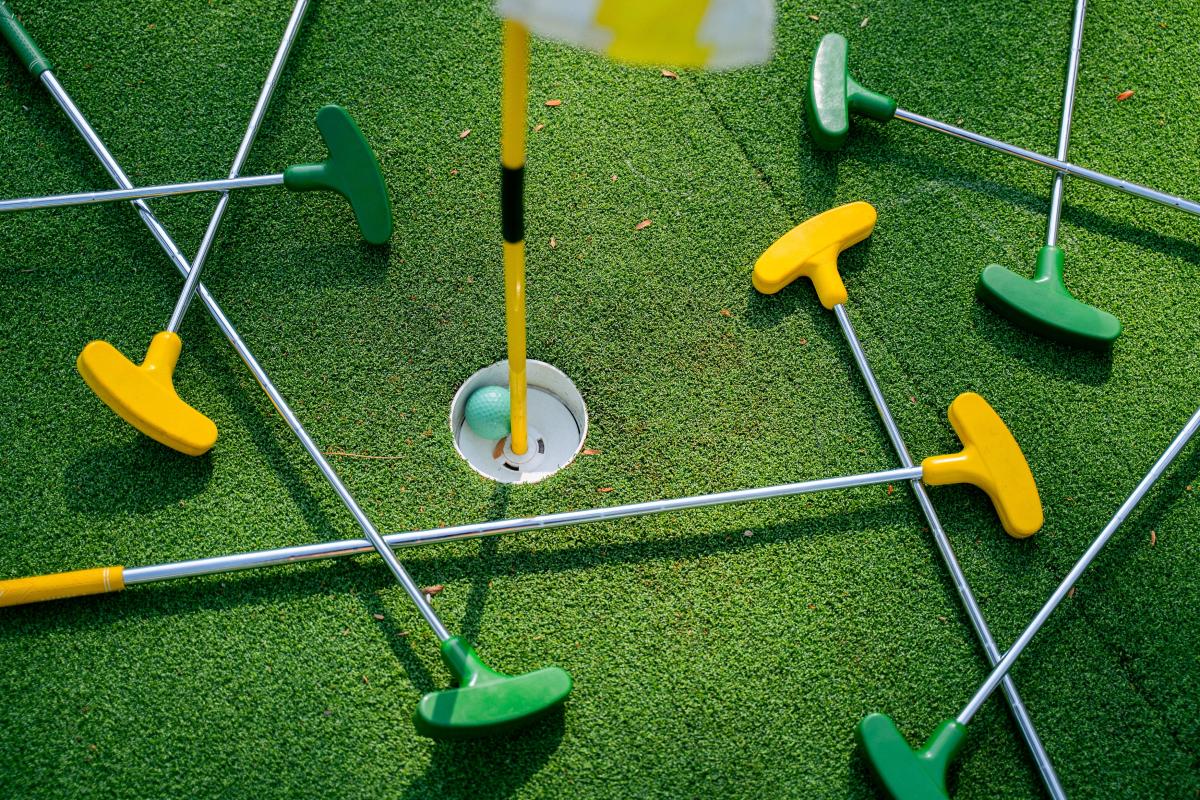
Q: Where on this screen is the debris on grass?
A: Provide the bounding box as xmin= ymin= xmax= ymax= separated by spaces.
xmin=743 ymin=530 xmax=753 ymax=537
xmin=799 ymin=338 xmax=808 ymax=346
xmin=545 ymin=99 xmax=562 ymax=107
xmin=372 ymin=613 xmax=385 ymax=621
xmin=807 ymin=14 xmax=820 ymax=21
xmin=423 ymin=584 xmax=445 ymax=597
xmin=449 ymin=168 xmax=459 ymax=176
xmin=610 ymin=174 xmax=618 ymax=182
xmin=661 ymin=69 xmax=678 ymax=79
xmin=887 ymin=484 xmax=894 ymax=495
xmin=719 ymin=308 xmax=732 ymax=317
xmin=597 ymin=487 xmax=614 ymax=493
xmin=1068 ymin=586 xmax=1076 ymax=599
xmin=635 ymin=219 xmax=653 ymax=230
xmin=458 ymin=128 xmax=471 ymax=139
xmin=533 ymin=122 xmax=545 ymax=132
xmin=362 ymin=675 xmax=369 ymax=685
xmin=549 ymin=236 xmax=557 ymax=249
xmin=1150 ymin=530 xmax=1157 ymax=546
xmin=860 ymin=16 xmax=869 ymax=27
xmin=1116 ymin=90 xmax=1135 ymax=102
xmin=581 ymin=448 xmax=601 ymax=456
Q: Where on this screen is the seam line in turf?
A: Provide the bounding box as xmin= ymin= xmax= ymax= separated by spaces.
xmin=687 ymin=73 xmax=1194 ymax=767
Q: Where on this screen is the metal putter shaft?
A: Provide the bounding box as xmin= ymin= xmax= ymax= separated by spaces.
xmin=0 ymin=115 xmax=392 ymax=245
xmin=71 ymin=0 xmax=310 ymax=458
xmin=977 ymin=0 xmax=1121 ymax=348
xmin=0 ymin=4 xmax=561 ymax=739
xmin=753 ymin=200 xmax=1063 ymax=799
xmin=0 ymin=394 xmax=1045 ymax=609
xmin=808 ymin=32 xmax=1200 ymax=218
xmin=858 ymin=403 xmax=1200 ymax=800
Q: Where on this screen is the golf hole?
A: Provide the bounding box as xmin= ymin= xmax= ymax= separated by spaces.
xmin=451 ymin=360 xmax=587 ymax=484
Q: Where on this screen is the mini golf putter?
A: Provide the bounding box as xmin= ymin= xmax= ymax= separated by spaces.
xmin=858 ymin=402 xmax=1200 ymax=800
xmin=0 ymin=391 xmax=1046 ymax=613
xmin=753 ymin=202 xmax=1042 ymax=538
xmin=805 ymin=32 xmax=1200 ymax=217
xmin=3 ymin=5 xmax=568 ymax=742
xmin=975 ymin=1 xmax=1121 ymax=350
xmin=977 ymin=246 xmax=1120 ymax=348
xmin=806 ymin=32 xmax=896 ymax=151
xmin=77 ymin=331 xmax=217 ymax=456
xmin=755 ymin=200 xmax=1064 ymax=796
xmin=415 ymin=637 xmax=572 ymax=739
xmin=74 ymin=104 xmax=392 ymax=456
xmin=0 ymin=104 xmax=393 ymax=245
xmin=752 ymin=199 xmax=875 ymax=306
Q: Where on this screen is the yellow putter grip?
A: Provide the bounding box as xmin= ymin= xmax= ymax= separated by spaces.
xmin=0 ymin=567 xmax=125 ymax=607
xmin=921 ymin=392 xmax=1044 ymax=538
xmin=752 ymin=200 xmax=876 ymax=307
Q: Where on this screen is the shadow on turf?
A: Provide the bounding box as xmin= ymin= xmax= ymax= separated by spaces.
xmin=350 ymin=485 xmax=514 ymax=698
xmin=969 ymin=301 xmax=1113 ymax=385
xmin=20 ymin=499 xmax=949 ymax=624
xmin=404 ymin=711 xmax=566 ymax=800
xmin=848 ymin=130 xmax=1200 ymax=272
xmin=64 ymin=438 xmax=213 ymax=514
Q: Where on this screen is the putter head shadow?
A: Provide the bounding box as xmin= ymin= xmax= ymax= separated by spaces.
xmin=921 ymin=392 xmax=1043 ymax=538
xmin=414 ymin=636 xmax=572 ymax=740
xmin=858 ymin=713 xmax=966 ymax=800
xmin=282 ymin=105 xmax=393 ymax=244
xmin=76 ymin=331 xmax=217 ymax=456
xmin=807 ymin=33 xmax=897 ymax=150
xmin=753 ymin=200 xmax=876 ymax=306
xmin=978 ymin=245 xmax=1121 ymax=348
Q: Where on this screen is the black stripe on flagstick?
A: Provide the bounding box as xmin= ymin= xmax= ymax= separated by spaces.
xmin=501 ymin=165 xmax=524 ymax=243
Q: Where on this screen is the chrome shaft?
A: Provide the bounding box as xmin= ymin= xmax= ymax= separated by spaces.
xmin=833 ymin=305 xmax=1065 ymax=799
xmin=36 ymin=8 xmax=451 ymax=642
xmin=892 ymin=107 xmax=1200 ymax=218
xmin=164 ymin=0 xmax=308 ymax=334
xmin=0 ymin=172 xmax=283 ymax=212
xmin=958 ymin=404 xmax=1200 ymax=724
xmin=122 ymin=466 xmax=924 ymax=585
xmin=1046 ymin=0 xmax=1087 ymax=247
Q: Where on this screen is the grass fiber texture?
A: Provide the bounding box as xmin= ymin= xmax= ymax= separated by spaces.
xmin=0 ymin=0 xmax=1197 ymax=797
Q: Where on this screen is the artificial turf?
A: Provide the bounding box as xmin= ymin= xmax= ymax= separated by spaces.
xmin=0 ymin=0 xmax=1197 ymax=797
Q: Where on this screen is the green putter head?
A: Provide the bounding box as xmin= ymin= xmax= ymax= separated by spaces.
xmin=858 ymin=714 xmax=967 ymax=800
xmin=978 ymin=245 xmax=1121 ymax=348
xmin=808 ymin=33 xmax=898 ymax=150
xmin=413 ymin=637 xmax=573 ymax=740
xmin=282 ymin=105 xmax=393 ymax=244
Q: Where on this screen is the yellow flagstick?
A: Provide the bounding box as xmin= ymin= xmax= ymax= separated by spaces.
xmin=501 ymin=21 xmax=530 ymax=455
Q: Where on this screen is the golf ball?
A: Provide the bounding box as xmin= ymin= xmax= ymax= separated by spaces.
xmin=464 ymin=385 xmax=512 ymax=440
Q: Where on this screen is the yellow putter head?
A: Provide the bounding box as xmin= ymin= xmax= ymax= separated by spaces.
xmin=922 ymin=392 xmax=1043 ymax=538
xmin=77 ymin=331 xmax=217 ymax=456
xmin=753 ymin=200 xmax=876 ymax=307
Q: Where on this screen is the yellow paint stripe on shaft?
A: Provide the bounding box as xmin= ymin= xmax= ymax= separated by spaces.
xmin=501 ymin=21 xmax=529 ymax=169
xmin=504 ymin=240 xmax=529 ymax=454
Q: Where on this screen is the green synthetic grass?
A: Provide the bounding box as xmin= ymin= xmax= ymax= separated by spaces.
xmin=1 ymin=0 xmax=1197 ymax=797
